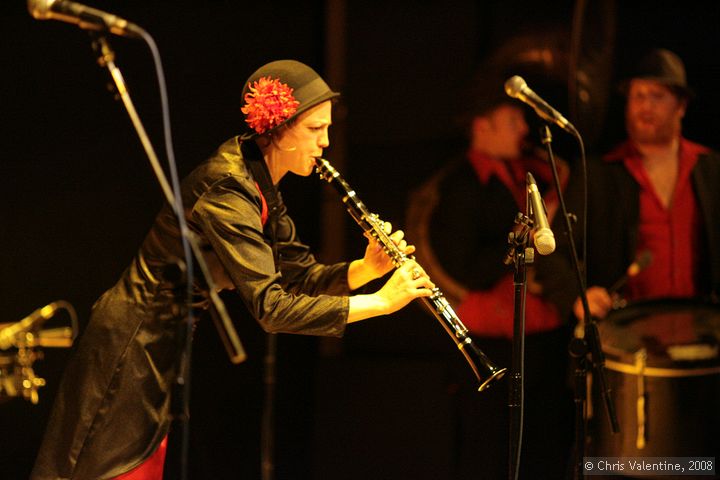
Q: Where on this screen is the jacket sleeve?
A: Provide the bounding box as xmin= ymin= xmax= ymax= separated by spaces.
xmin=191 ymin=177 xmax=348 ymax=337
xmin=693 ymin=152 xmax=720 ymax=298
xmin=272 ymin=203 xmax=352 ymax=297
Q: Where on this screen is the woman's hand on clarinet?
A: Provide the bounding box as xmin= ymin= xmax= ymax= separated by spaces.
xmin=347 ymin=261 xmax=434 ymax=323
xmin=348 ymin=222 xmax=416 ymax=290
xmin=378 ymin=260 xmax=435 ymax=312
xmin=365 ymin=221 xmax=415 ymax=276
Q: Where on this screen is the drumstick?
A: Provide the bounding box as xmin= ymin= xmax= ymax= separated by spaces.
xmin=608 ymin=250 xmax=653 ymax=295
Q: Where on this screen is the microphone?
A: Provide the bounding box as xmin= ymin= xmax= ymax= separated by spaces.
xmin=27 ymin=0 xmax=142 ymax=39
xmin=526 ymin=172 xmax=555 ymax=255
xmin=504 ymin=75 xmax=579 ymax=137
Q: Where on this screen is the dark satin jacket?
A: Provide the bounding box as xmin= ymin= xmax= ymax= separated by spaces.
xmin=32 ymin=137 xmax=350 ymax=479
xmin=427 ymin=155 xmax=577 ymax=324
xmin=576 ymin=141 xmax=720 ymax=299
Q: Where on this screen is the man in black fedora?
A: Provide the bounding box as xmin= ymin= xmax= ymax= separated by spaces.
xmin=568 ymin=48 xmax=720 ymax=460
xmin=573 ymin=47 xmax=720 ymax=318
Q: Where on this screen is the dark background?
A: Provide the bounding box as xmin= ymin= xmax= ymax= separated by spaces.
xmin=2 ymin=1 xmax=720 ymax=479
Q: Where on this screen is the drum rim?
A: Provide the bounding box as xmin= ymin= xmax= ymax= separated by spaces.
xmin=606 ymin=297 xmax=720 ymax=324
xmin=605 ymin=358 xmax=720 ymax=377
xmin=601 ymin=298 xmax=720 ymax=367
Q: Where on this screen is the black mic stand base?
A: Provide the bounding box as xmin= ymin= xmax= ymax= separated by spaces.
xmin=569 ymin=336 xmax=588 ymax=480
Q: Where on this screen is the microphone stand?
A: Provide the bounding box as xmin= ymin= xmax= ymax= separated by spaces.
xmin=90 ymin=33 xmax=246 ymax=480
xmin=504 ymin=211 xmax=533 ymax=480
xmin=538 ymin=125 xmax=619 ymax=479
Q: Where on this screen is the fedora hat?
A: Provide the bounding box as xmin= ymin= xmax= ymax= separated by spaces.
xmin=620 ymin=48 xmax=693 ymax=99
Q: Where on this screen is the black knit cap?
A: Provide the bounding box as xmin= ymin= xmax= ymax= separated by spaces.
xmin=240 ymin=59 xmax=340 ymax=140
xmin=619 ymin=48 xmax=694 ymax=99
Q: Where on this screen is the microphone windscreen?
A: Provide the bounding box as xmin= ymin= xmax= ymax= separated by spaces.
xmin=535 ymin=230 xmax=556 ymax=256
xmin=27 ymin=0 xmax=54 ymax=19
xmin=504 ymin=75 xmax=526 ymax=98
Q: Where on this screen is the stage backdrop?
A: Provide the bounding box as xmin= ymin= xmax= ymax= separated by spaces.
xmin=2 ymin=1 xmax=720 ymax=479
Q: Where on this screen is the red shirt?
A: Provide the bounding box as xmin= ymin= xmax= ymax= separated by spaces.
xmin=468 ymin=150 xmax=564 ymax=210
xmin=605 ymin=138 xmax=708 ymax=300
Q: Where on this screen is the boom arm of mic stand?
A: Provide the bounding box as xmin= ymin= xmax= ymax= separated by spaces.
xmin=539 ymin=125 xmax=619 ymax=475
xmin=91 ymin=34 xmax=245 ymax=364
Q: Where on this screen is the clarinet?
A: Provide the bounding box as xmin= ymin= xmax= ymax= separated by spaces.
xmin=315 ymin=157 xmax=506 ymax=391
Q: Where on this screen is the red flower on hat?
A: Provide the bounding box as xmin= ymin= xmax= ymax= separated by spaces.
xmin=241 ymin=76 xmax=300 ymax=135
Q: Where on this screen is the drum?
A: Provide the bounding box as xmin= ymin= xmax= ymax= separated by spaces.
xmin=590 ymin=299 xmax=720 ymax=460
